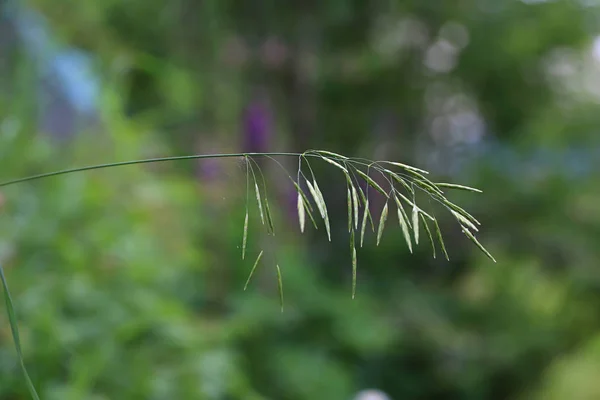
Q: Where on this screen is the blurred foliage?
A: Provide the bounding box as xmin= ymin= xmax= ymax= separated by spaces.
xmin=1 ymin=0 xmax=600 ymax=399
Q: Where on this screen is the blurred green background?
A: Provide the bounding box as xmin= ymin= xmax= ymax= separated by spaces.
xmin=1 ymin=0 xmax=600 ymax=399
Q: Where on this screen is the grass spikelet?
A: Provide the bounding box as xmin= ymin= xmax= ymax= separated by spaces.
xmin=242 ymin=210 xmax=248 ymax=259
xmin=297 ymin=192 xmax=306 ymax=233
xmin=347 ymin=187 xmax=352 ymax=232
xmin=352 ymin=246 xmax=357 ymax=299
xmin=352 ymin=186 xmax=359 ymax=230
xmin=311 ymin=150 xmax=349 ymax=159
xmin=462 ymin=228 xmax=497 ymax=263
xmin=382 ymin=161 xmax=430 ymax=175
xmin=436 ymin=182 xmax=482 ymax=193
xmin=264 ymin=197 xmax=275 ymax=235
xmin=319 ymin=156 xmax=349 ymax=174
xmin=291 ymin=181 xmax=318 ymax=230
xmin=421 ymin=214 xmax=436 ymax=259
xmin=434 ymin=219 xmax=450 ymax=261
xmin=356 ymin=169 xmax=389 ymax=198
xmin=395 ymin=197 xmax=413 ymax=253
xmin=244 ymin=251 xmax=264 ymax=290
xmin=377 ymin=201 xmax=389 ymax=246
xmin=412 ymin=204 xmax=419 ymax=245
xmin=312 ymin=180 xmax=331 ymax=241
xmin=360 ymin=199 xmax=369 ymax=247
xmin=357 ymin=185 xmax=375 ymax=232
xmin=254 ymin=182 xmax=265 ymax=225
xmin=276 ymin=264 xmax=284 ymax=312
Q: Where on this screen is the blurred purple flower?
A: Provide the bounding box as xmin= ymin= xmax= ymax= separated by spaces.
xmin=197 ymin=157 xmax=221 ymax=181
xmin=242 ymin=94 xmax=272 ymax=154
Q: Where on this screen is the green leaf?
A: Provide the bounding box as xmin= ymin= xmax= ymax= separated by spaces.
xmin=377 ymin=201 xmax=389 ymax=246
xmin=0 ymin=265 xmax=41 ymax=400
xmin=421 ymin=214 xmax=436 ymax=259
xmin=242 ymin=210 xmax=249 ymax=259
xmin=434 ymin=219 xmax=450 ymax=261
xmin=462 ymin=228 xmax=496 ymax=263
xmin=244 ymin=251 xmax=264 ymax=290
xmin=355 ymin=169 xmax=389 ymax=198
xmin=276 ymin=264 xmax=284 ymax=312
xmin=436 ymin=182 xmax=482 ymax=193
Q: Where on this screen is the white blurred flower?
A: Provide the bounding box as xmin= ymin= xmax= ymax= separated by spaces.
xmin=353 ymin=389 xmax=392 ymax=400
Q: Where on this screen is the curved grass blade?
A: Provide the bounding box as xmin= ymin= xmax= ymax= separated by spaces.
xmin=377 ymin=201 xmax=389 ymax=246
xmin=254 ymin=182 xmax=265 ymax=225
xmin=434 ymin=219 xmax=450 ymax=261
xmin=360 ymin=199 xmax=369 ymax=247
xmin=461 ymin=228 xmax=496 ymax=263
xmin=244 ymin=251 xmax=264 ymax=290
xmin=355 ymin=169 xmax=389 ymax=198
xmin=0 ymin=265 xmax=41 ymax=400
xmin=276 ymin=264 xmax=284 ymax=312
xmin=421 ymin=214 xmax=436 ymax=258
xmin=297 ymin=192 xmax=306 ymax=233
xmin=242 ymin=210 xmax=249 ymax=259
xmin=436 ymin=183 xmax=482 ymax=193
